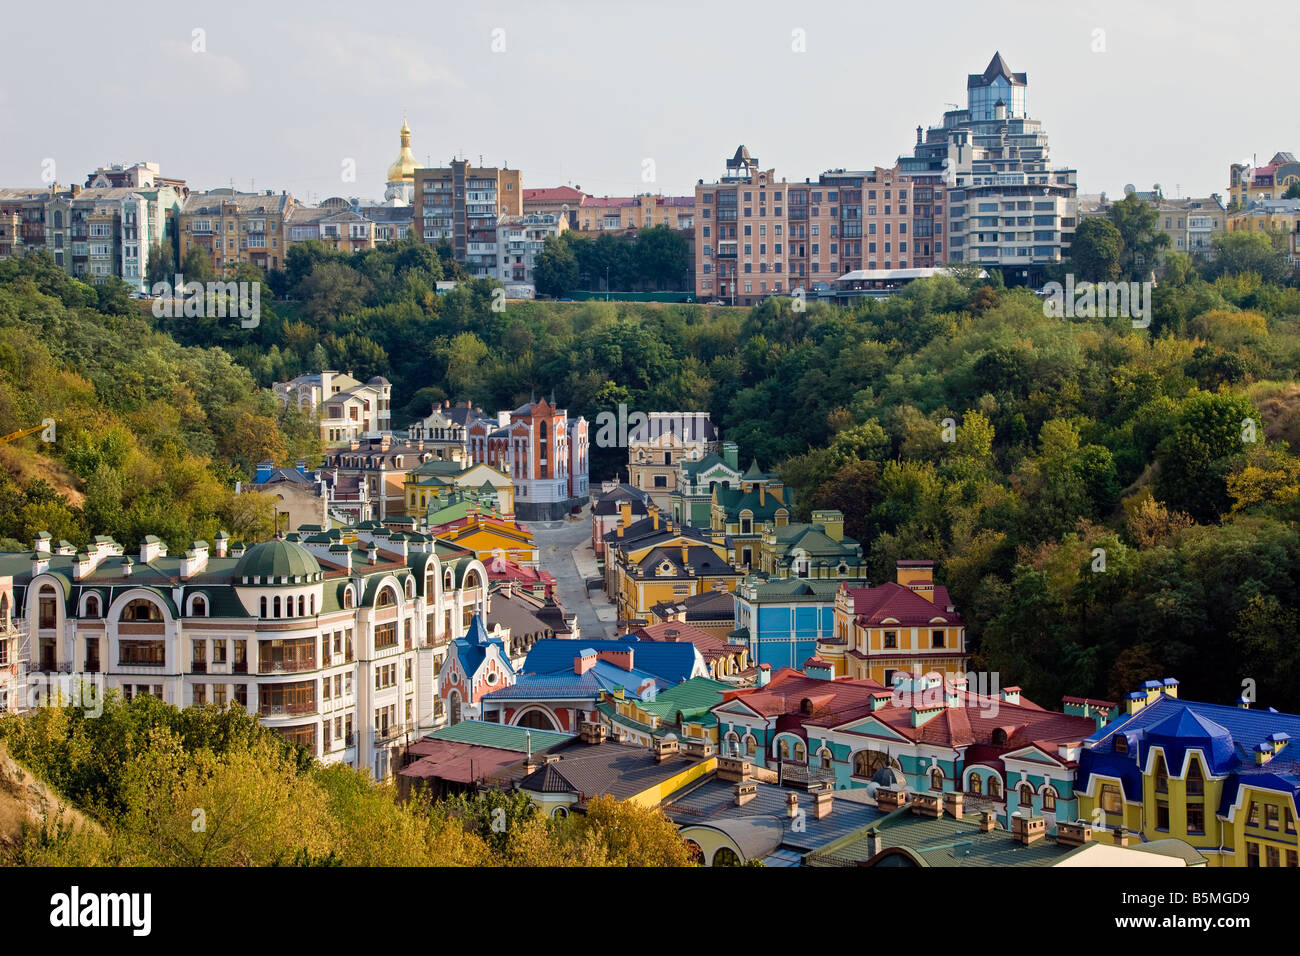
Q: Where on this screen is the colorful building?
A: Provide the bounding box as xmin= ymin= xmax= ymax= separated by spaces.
xmin=817 ymin=561 xmax=967 ymax=684
xmin=1229 ymin=152 xmax=1300 ymax=208
xmin=577 ymin=193 xmax=695 ymax=233
xmin=480 ymin=638 xmax=705 ymax=732
xmin=602 ymin=508 xmax=741 ymax=627
xmin=591 ymin=485 xmax=649 ymax=557
xmin=709 ymin=460 xmax=793 ymax=570
xmin=1076 ymin=679 xmax=1300 ymax=867
xmin=438 ymin=615 xmax=516 ymax=725
xmin=627 ymin=620 xmax=749 ymax=681
xmin=179 ymin=187 xmax=293 ymax=273
xmin=402 ymin=457 xmax=515 ymax=519
xmin=671 ymin=443 xmax=741 ymax=527
xmin=413 ymin=161 xmax=522 ymax=278
xmin=732 ymin=575 xmax=866 ymax=671
xmin=757 ymin=510 xmax=865 ymax=579
xmin=467 ymin=397 xmax=587 ymax=521
xmin=627 ymin=412 xmax=720 ymax=512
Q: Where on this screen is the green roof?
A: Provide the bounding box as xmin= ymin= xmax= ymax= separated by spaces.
xmin=641 ymin=677 xmax=729 ymax=723
xmin=424 ymin=720 xmax=573 ymax=752
xmin=232 ymin=539 xmax=323 ymax=581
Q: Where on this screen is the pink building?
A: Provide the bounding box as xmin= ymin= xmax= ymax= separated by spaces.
xmin=695 ymin=146 xmax=948 ymax=306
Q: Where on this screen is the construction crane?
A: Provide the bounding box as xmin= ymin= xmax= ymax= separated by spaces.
xmin=0 ymin=421 xmax=52 ymax=446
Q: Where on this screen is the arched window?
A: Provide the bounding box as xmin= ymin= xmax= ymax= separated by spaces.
xmin=930 ymin=767 xmax=944 ymax=791
xmin=853 ymin=750 xmax=896 ymax=779
xmin=309 ymin=595 xmax=315 ymax=615
xmin=343 ymin=588 xmax=354 ymax=610
xmin=190 ymin=595 xmax=207 ymax=617
xmin=793 ymin=741 xmax=807 ymax=762
xmin=989 ymin=776 xmax=1003 ymax=800
xmin=744 ymin=734 xmax=756 ymax=757
xmin=449 ymin=691 xmax=462 ymax=725
xmin=1042 ymin=788 xmax=1057 ymax=812
xmin=85 ymin=594 xmax=101 ymax=617
xmin=1154 ymin=753 xmax=1168 ymax=793
xmin=969 ymin=774 xmax=983 ymax=796
xmin=1019 ymin=783 xmax=1034 ymax=807
xmin=1186 ymin=759 xmax=1204 ymax=796
xmin=779 ymin=739 xmax=790 ymax=760
xmin=684 ymin=840 xmax=704 ymax=864
xmin=712 ymin=846 xmax=741 ymax=867
xmin=297 ymin=595 xmax=305 ymax=617
xmin=819 ymin=749 xmax=833 ymax=770
xmin=376 ymin=587 xmax=397 ymax=608
xmin=725 ymin=731 xmax=740 ymax=755
xmin=260 ymin=596 xmax=268 ymax=617
xmin=121 ymin=599 xmax=162 ymax=622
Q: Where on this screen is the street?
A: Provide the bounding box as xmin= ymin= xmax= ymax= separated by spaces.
xmin=527 ymin=503 xmax=618 ymax=640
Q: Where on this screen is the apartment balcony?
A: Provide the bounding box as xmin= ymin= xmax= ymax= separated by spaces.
xmin=259 ymin=701 xmax=317 ymax=717
xmin=192 ymin=661 xmax=207 ymax=673
xmin=715 ymin=246 xmax=737 ymax=258
xmin=257 ymin=658 xmax=317 ymax=674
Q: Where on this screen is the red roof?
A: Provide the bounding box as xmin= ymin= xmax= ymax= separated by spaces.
xmin=630 ymin=620 xmax=746 ymax=662
xmin=848 ymin=581 xmax=964 ymax=628
xmin=397 ymin=741 xmax=524 ymax=784
xmin=523 ymin=186 xmax=585 ymax=203
xmin=487 ymin=556 xmax=556 ymax=590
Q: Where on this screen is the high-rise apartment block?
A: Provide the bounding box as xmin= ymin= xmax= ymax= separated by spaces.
xmin=414 ymin=162 xmax=522 ymax=278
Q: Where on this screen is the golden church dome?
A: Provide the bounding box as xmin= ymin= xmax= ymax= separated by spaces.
xmin=386 ymin=118 xmax=418 ymax=184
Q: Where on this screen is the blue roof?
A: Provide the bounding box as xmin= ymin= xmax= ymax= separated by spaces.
xmin=483 ymin=659 xmax=665 ymax=702
xmin=520 ymin=638 xmax=700 ymax=684
xmin=454 ymin=615 xmax=513 ymax=679
xmin=1079 ymin=695 xmax=1300 ymax=810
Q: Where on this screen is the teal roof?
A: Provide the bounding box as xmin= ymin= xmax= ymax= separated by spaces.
xmin=424 ymin=719 xmax=572 ymax=752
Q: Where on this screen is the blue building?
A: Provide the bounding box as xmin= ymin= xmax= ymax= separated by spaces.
xmin=731 ymin=576 xmax=867 ymax=670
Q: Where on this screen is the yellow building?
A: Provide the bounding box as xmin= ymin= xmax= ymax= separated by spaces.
xmin=428 ymin=503 xmax=539 ymax=567
xmin=577 ymin=193 xmax=695 ymax=232
xmin=816 ymin=561 xmax=968 ymax=685
xmin=1229 ymin=152 xmax=1300 ymax=208
xmin=403 ymin=458 xmax=514 ymax=518
xmin=1229 ymin=199 xmax=1300 ymax=260
xmin=602 ymin=503 xmax=741 ymax=627
xmin=179 ymin=188 xmax=294 ymax=273
xmin=1077 ymin=680 xmax=1300 ymax=867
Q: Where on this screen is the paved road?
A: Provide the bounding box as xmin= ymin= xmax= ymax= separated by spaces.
xmin=529 ymin=504 xmax=618 ymax=640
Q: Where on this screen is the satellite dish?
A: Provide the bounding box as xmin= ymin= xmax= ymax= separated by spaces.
xmin=1123 ymin=184 xmax=1136 ymax=196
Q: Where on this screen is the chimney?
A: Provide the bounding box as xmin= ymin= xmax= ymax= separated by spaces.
xmin=1112 ymin=826 xmax=1131 ymax=848
xmin=33 ymin=532 xmax=52 ymax=555
xmin=813 ymin=789 xmax=834 ymax=820
xmin=812 ymin=510 xmax=843 ymax=542
xmin=1002 ymin=686 xmax=1021 ymax=706
xmin=735 ymin=781 xmax=757 ymax=807
xmin=911 ymin=792 xmax=942 ymax=818
xmin=579 ymin=720 xmax=607 ymax=744
xmin=366 ymin=542 xmax=378 ymax=565
xmin=574 ymin=649 xmax=597 ymax=675
xmin=864 ymin=828 xmax=882 ymax=859
xmin=943 ymin=791 xmax=964 ymax=819
xmin=874 ymin=787 xmax=904 ymax=812
xmin=120 ymin=556 xmax=133 ymax=577
xmin=653 ymin=734 xmax=679 ymax=763
xmin=213 ymin=531 xmax=229 ymax=558
xmin=978 ymin=810 xmax=996 ymax=832
xmin=139 ymin=535 xmax=167 ymax=563
xmin=895 ymin=561 xmax=934 ymax=602
xmin=757 ymin=664 xmax=771 ymax=687
xmin=717 ymin=755 xmax=752 ymax=783
xmin=680 ymin=543 xmax=688 ymax=565
xmin=1055 ymin=820 xmax=1092 ymax=848
xmin=1010 ymin=813 xmax=1045 ymax=845
xmin=785 ymin=792 xmax=799 ymax=819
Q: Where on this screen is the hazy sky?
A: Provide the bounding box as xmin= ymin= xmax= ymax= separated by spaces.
xmin=3 ymin=0 xmax=1296 ymax=203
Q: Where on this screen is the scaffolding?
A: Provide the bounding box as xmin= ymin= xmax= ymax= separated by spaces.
xmin=0 ymin=616 xmax=28 ymax=714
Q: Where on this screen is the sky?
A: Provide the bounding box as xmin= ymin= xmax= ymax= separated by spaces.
xmin=3 ymin=0 xmax=1296 ymax=204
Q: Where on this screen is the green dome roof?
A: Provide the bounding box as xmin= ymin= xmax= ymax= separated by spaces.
xmin=233 ymin=539 xmax=322 ymax=582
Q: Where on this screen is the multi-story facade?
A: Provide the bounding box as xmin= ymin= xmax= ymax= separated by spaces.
xmin=522 ymin=185 xmax=586 ymax=228
xmin=179 ymin=188 xmax=293 ymax=273
xmin=709 ymin=460 xmax=793 ymax=570
xmin=1229 ymin=152 xmax=1300 ymax=208
xmin=1229 ymin=198 xmax=1300 ymax=261
xmin=466 ymin=398 xmax=587 ymax=520
xmin=496 ymin=212 xmax=566 ymax=289
xmin=671 ymin=443 xmax=741 ymax=527
xmin=694 ymin=146 xmax=947 ymax=305
xmin=1077 ymin=680 xmax=1300 ymax=867
xmin=816 ymin=561 xmax=968 ymax=685
xmin=0 ymin=574 xmax=26 ymax=714
xmin=627 ymin=412 xmax=719 ymax=511
xmin=577 ymin=193 xmax=695 ymax=232
xmin=756 ymin=510 xmax=865 ymax=580
xmin=413 ymin=162 xmax=522 ymax=278
xmin=2 ymin=528 xmax=490 ymax=781
xmin=273 ymin=370 xmax=391 ymax=444
xmin=732 ymin=576 xmax=867 ymax=671
xmin=283 ymin=200 xmax=377 ymax=254
xmin=899 ymin=52 xmax=1077 ymax=284
xmin=323 ymin=435 xmax=455 ymax=521
xmin=1082 ymin=190 xmax=1228 ymax=262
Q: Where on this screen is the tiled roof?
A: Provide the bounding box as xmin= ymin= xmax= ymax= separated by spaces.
xmin=847 ymin=581 xmax=964 ymax=627
xmin=520 ymin=637 xmax=702 ymax=684
xmin=517 ymin=741 xmax=699 ymax=802
xmin=422 ymin=719 xmax=572 ymax=753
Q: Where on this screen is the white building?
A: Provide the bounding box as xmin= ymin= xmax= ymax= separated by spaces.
xmin=7 ymin=527 xmax=491 ymax=781
xmin=274 ymin=370 xmax=392 ymax=444
xmin=497 ymin=212 xmax=567 ymax=290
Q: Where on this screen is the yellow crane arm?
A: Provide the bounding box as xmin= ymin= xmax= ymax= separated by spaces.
xmin=0 ymin=423 xmax=50 ymax=445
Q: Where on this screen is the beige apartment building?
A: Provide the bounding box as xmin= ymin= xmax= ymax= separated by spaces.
xmin=413 ymin=162 xmax=522 ymax=278
xmin=578 ymin=194 xmax=695 ymax=232
xmin=695 ymin=147 xmax=946 ymax=305
xmin=179 ymin=188 xmax=294 ymax=273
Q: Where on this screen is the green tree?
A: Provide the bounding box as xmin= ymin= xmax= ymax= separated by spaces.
xmin=1069 ymin=217 xmax=1123 ymax=282
xmin=1107 ymin=194 xmax=1169 ymax=279
xmin=533 ymin=235 xmax=580 ymax=297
